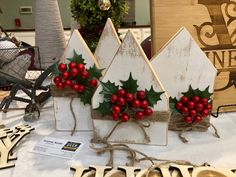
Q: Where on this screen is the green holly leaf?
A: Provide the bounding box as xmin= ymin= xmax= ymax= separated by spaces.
xmin=53 ymin=63 xmax=60 ymax=76
xmin=182 ymin=85 xmax=213 ymax=99
xmin=120 ymin=73 xmax=138 ymax=93
xmin=169 ymin=97 xmax=180 ymax=114
xmin=67 ymin=50 xmax=86 ymax=64
xmin=100 ymin=81 xmax=119 ymax=101
xmin=88 ymin=64 xmax=104 ymax=79
xmin=95 ymin=101 xmax=112 ymax=116
xmin=145 ymin=86 xmax=163 ymax=107
xmin=80 ymin=87 xmax=94 ymax=105
xmin=201 ymin=86 xmax=213 ymax=99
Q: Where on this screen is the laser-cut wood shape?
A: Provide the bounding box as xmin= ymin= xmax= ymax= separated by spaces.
xmin=92 ymin=30 xmax=169 ymax=145
xmin=54 ymin=30 xmax=100 ymax=132
xmin=151 ymin=28 xmax=217 ymax=100
xmin=94 ymin=18 xmax=121 ymax=72
xmin=71 ymin=165 xmax=236 ymax=177
xmin=0 ymin=125 xmax=34 ymax=169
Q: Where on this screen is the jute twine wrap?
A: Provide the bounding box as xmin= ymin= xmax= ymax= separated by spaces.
xmin=169 ymin=114 xmax=220 ymax=143
xmin=51 ymin=85 xmax=79 ymax=97
xmin=91 ymin=143 xmax=209 ymax=168
xmin=51 ymin=85 xmax=79 ymax=136
xmin=91 ymin=109 xmax=170 ymax=144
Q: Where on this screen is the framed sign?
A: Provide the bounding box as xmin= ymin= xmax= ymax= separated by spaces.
xmin=150 ymin=0 xmax=236 ymax=112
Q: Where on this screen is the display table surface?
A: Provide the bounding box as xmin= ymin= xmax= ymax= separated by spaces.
xmin=0 ymin=95 xmax=236 ymax=177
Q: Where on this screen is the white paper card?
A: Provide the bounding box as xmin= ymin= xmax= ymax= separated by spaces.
xmin=31 ymin=137 xmax=83 ymax=159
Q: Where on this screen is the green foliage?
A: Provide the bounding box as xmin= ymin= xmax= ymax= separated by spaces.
xmin=70 ymin=0 xmax=128 ymax=51
xmin=120 ymin=73 xmax=138 ymax=94
xmin=96 ymin=101 xmax=112 ymax=116
xmin=67 ymin=50 xmax=86 ymax=65
xmin=182 ymin=86 xmax=212 ymax=99
xmin=88 ymin=65 xmax=104 ymax=80
xmin=145 ymin=86 xmax=163 ymax=107
xmin=80 ymin=87 xmax=94 ymax=105
xmin=100 ymin=81 xmax=119 ymax=102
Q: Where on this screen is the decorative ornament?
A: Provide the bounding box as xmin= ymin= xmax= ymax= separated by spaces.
xmin=52 ymin=50 xmax=103 ymax=105
xmin=96 ymin=73 xmax=163 ymax=122
xmin=169 ymin=85 xmax=219 ymax=143
xmin=170 ymin=86 xmax=213 ymax=124
xmin=98 ymin=0 xmax=111 ymax=11
xmin=0 ymin=125 xmax=34 ymax=169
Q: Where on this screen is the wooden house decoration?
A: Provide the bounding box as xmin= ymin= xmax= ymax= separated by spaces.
xmin=94 ymin=18 xmax=121 ymax=71
xmin=52 ymin=30 xmax=99 ymax=132
xmin=91 ymin=30 xmax=170 ymax=145
xmin=151 ymin=28 xmax=217 ymax=141
xmin=150 ymin=0 xmax=236 ymax=112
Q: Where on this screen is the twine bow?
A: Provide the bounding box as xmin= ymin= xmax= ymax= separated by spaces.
xmin=91 ymin=119 xmax=151 ymax=144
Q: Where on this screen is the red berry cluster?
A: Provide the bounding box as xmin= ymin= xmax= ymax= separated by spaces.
xmin=53 ymin=62 xmax=97 ymax=92
xmin=175 ymin=95 xmax=212 ymax=124
xmin=110 ymin=89 xmax=153 ymax=122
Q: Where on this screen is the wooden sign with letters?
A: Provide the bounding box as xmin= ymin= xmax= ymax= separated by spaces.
xmin=71 ymin=164 xmax=236 ymax=177
xmin=150 ymin=0 xmax=236 ymax=112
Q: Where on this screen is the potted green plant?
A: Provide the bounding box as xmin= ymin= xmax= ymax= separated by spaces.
xmin=70 ymin=0 xmax=128 ymax=52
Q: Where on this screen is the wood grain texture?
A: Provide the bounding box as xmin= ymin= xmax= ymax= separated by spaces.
xmin=151 ymin=28 xmax=217 ymax=99
xmin=92 ymin=30 xmax=169 ymax=145
xmin=94 ymin=18 xmax=121 ymax=72
xmin=150 ymin=0 xmax=236 ymax=112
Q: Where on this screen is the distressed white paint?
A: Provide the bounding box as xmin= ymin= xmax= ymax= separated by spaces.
xmin=60 ymin=30 xmax=99 ymax=68
xmin=151 ymin=28 xmax=217 ymax=99
xmin=54 ymin=97 xmax=92 ymax=131
xmin=92 ymin=30 xmax=169 ymax=145
xmin=54 ymin=30 xmax=99 ymax=132
xmin=94 ymin=18 xmax=121 ymax=71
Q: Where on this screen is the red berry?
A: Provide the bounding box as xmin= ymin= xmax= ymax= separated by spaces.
xmin=77 ymin=63 xmax=85 ymax=72
xmin=206 ymin=104 xmax=212 ymax=110
xmin=56 ymin=82 xmax=64 ymax=89
xmin=69 ymin=62 xmax=77 ymax=69
xmin=70 ymin=68 xmax=79 ymax=77
xmin=125 ymin=93 xmax=134 ymax=102
xmin=181 ymin=106 xmax=188 ymax=114
xmin=78 ymin=84 xmax=85 ymax=93
xmin=192 ymin=96 xmax=200 ymax=103
xmin=117 ymin=89 xmax=126 ymax=97
xmin=64 ymin=79 xmax=72 ymax=87
xmin=187 ymin=101 xmax=195 ymax=109
xmin=144 ymin=108 xmax=153 ymax=116
xmin=121 ymin=113 xmax=129 ymax=122
xmin=89 ymin=79 xmax=98 ymax=87
xmin=112 ymin=105 xmax=120 ymax=114
xmin=58 ymin=63 xmax=67 ymax=72
xmin=117 ymin=97 xmax=126 ymax=106
xmin=184 ymin=116 xmax=192 ymax=124
xmin=201 ymin=109 xmax=209 ymax=117
xmin=53 ymin=76 xmax=61 ymax=84
xmin=62 ymin=71 xmax=70 ymax=79
xmin=135 ymin=111 xmax=144 ymax=120
xmin=112 ymin=113 xmax=119 ymax=121
xmin=180 ymin=96 xmax=189 ymax=104
xmin=80 ymin=70 xmax=89 ymax=79
xmin=110 ymin=94 xmax=118 ymax=103
xmin=195 ymin=103 xmax=204 ymax=111
xmin=194 ymin=115 xmax=202 ymax=123
xmin=201 ymin=98 xmax=208 ymax=105
xmin=132 ymin=99 xmax=141 ymax=108
xmin=71 ymin=83 xmax=79 ymax=91
xmin=137 ymin=90 xmax=146 ymax=100
xmin=189 ymin=109 xmax=197 ymax=117
xmin=175 ymin=102 xmax=183 ymax=110
xmin=140 ymin=100 xmax=148 ymax=109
